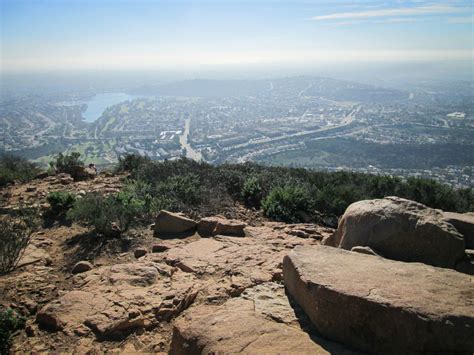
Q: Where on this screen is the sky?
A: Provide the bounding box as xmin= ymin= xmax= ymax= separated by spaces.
xmin=0 ymin=0 xmax=473 ymax=73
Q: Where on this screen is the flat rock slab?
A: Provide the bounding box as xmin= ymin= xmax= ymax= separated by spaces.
xmin=283 ymin=245 xmax=474 ymax=353
xmin=170 ymin=282 xmax=352 ymax=354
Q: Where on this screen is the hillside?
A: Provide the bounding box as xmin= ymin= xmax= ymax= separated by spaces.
xmin=0 ymin=155 xmax=473 ymax=353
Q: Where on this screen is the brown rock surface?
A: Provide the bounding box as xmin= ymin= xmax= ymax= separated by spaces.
xmin=37 ymin=262 xmax=198 ymax=339
xmin=283 ymin=245 xmax=474 ymax=353
xmin=170 ymin=283 xmax=351 ymax=355
xmin=71 ymin=261 xmax=93 ymax=274
xmin=153 ymin=210 xmax=197 ymax=237
xmin=325 ymin=196 xmax=465 ymax=268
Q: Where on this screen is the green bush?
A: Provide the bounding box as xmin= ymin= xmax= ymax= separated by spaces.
xmin=49 ymin=152 xmax=84 ymax=180
xmin=67 ymin=192 xmax=145 ymax=237
xmin=116 ymin=153 xmax=151 ymax=173
xmin=0 ymin=308 xmax=25 ymax=354
xmin=262 ymin=185 xmax=313 ymax=223
xmin=241 ymin=175 xmax=263 ymax=208
xmin=0 ymin=216 xmax=33 ymax=275
xmin=0 ymin=154 xmax=41 ymax=187
xmin=46 ymin=191 xmax=76 ymax=217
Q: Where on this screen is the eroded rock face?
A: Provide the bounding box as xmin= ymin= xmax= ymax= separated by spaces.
xmin=153 ymin=210 xmax=197 ymax=237
xmin=36 ymin=262 xmax=198 ymax=340
xmin=325 ymin=196 xmax=465 ymax=268
xmin=283 ymin=245 xmax=474 ymax=353
xmin=170 ymin=282 xmax=350 ymax=355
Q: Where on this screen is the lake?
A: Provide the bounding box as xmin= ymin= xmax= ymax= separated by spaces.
xmin=82 ymin=93 xmax=136 ymax=122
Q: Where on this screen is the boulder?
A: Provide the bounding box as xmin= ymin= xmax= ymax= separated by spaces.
xmin=325 ymin=197 xmax=465 ymax=268
xmin=153 ymin=210 xmax=196 ymax=237
xmin=442 ymin=211 xmax=474 ymax=249
xmin=72 ymin=261 xmax=93 ymax=274
xmin=197 ymin=216 xmax=246 ymax=237
xmin=283 ymin=245 xmax=474 ymax=353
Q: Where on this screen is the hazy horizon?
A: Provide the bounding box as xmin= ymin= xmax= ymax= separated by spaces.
xmin=1 ymin=0 xmax=472 ymax=80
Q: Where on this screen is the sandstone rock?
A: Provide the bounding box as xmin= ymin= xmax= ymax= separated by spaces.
xmin=26 ymin=186 xmax=37 ymax=192
xmin=170 ymin=289 xmax=348 ymax=354
xmin=283 ymin=245 xmax=474 ymax=353
xmin=37 ymin=262 xmax=198 ymax=340
xmin=72 ymin=261 xmax=93 ymax=274
xmin=17 ymin=244 xmax=50 ymax=268
xmin=153 ymin=210 xmax=196 ymax=237
xmin=197 ymin=216 xmax=246 ymax=237
xmin=134 ymin=248 xmax=147 ymax=259
xmin=325 ymin=197 xmax=465 ymax=268
xmin=443 ymin=211 xmax=474 ymax=248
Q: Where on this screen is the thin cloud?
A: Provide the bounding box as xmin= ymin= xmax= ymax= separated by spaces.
xmin=311 ymin=5 xmax=464 ymax=21
xmin=447 ymin=15 xmax=474 ymax=24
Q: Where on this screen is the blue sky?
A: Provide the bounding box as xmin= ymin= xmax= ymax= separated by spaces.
xmin=1 ymin=0 xmax=472 ymax=72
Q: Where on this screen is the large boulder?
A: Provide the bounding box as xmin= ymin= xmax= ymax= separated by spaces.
xmin=442 ymin=211 xmax=474 ymax=249
xmin=153 ymin=210 xmax=197 ymax=237
xmin=283 ymin=245 xmax=474 ymax=353
xmin=324 ymin=196 xmax=465 ymax=268
xmin=197 ymin=216 xmax=246 ymax=237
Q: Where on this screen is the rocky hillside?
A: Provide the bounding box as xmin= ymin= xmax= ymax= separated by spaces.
xmin=1 ymin=170 xmax=473 ymax=353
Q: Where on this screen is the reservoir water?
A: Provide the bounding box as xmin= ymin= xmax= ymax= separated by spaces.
xmin=83 ymin=93 xmax=136 ymax=122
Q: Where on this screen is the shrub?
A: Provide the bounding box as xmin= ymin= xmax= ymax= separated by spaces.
xmin=241 ymin=175 xmax=263 ymax=208
xmin=49 ymin=152 xmax=84 ymax=180
xmin=46 ymin=191 xmax=76 ymax=217
xmin=116 ymin=153 xmax=151 ymax=173
xmin=156 ymin=174 xmax=204 ymax=206
xmin=0 ymin=154 xmax=41 ymax=187
xmin=0 ymin=308 xmax=25 ymax=354
xmin=262 ymin=185 xmax=312 ymax=223
xmin=67 ymin=192 xmax=144 ymax=237
xmin=0 ymin=216 xmax=34 ymax=275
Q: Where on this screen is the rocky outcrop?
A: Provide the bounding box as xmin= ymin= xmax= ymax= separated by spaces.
xmin=443 ymin=211 xmax=474 ymax=249
xmin=197 ymin=216 xmax=246 ymax=237
xmin=283 ymin=245 xmax=474 ymax=353
xmin=170 ymin=282 xmax=350 ymax=354
xmin=153 ymin=210 xmax=197 ymax=237
xmin=325 ymin=196 xmax=465 ymax=268
xmin=36 ymin=262 xmax=198 ymax=339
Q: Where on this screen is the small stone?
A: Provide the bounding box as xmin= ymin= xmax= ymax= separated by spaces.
xmin=72 ymin=261 xmax=93 ymax=274
xmin=134 ymin=248 xmax=147 ymax=259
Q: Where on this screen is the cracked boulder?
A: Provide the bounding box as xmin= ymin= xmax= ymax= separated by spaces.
xmin=36 ymin=262 xmax=198 ymax=340
xmin=283 ymin=245 xmax=474 ymax=353
xmin=197 ymin=216 xmax=246 ymax=237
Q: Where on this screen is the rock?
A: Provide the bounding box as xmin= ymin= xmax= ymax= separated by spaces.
xmin=325 ymin=197 xmax=465 ymax=268
xmin=26 ymin=186 xmax=37 ymax=192
xmin=443 ymin=211 xmax=474 ymax=248
xmin=197 ymin=216 xmax=246 ymax=237
xmin=152 ymin=244 xmax=169 ymax=253
xmin=17 ymin=243 xmax=50 ymax=268
xmin=283 ymin=245 xmax=474 ymax=353
xmin=170 ymin=288 xmax=348 ymax=354
xmin=134 ymin=248 xmax=147 ymax=259
xmin=350 ymin=245 xmax=380 ymax=256
xmin=34 ymin=171 xmax=49 ymax=180
xmin=153 ymin=210 xmax=197 ymax=237
xmin=72 ymin=261 xmax=93 ymax=274
xmin=37 ymin=262 xmax=198 ymax=340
